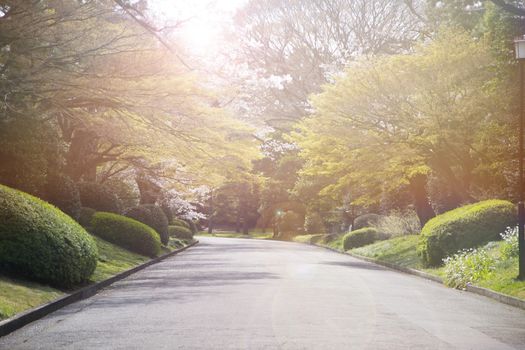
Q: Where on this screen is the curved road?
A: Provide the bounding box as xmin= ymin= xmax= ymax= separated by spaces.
xmin=1 ymin=237 xmax=525 ymax=349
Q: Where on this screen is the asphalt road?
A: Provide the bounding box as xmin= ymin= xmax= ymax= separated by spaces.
xmin=1 ymin=237 xmax=525 ymax=350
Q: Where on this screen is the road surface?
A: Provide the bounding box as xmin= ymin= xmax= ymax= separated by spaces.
xmin=1 ymin=237 xmax=525 ymax=349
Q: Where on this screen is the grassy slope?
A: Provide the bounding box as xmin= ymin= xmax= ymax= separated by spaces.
xmin=349 ymin=235 xmax=524 ymax=299
xmin=0 ymin=235 xmax=160 ymax=320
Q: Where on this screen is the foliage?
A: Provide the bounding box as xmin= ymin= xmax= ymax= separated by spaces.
xmin=0 ymin=184 xmax=98 ymax=287
xmin=43 ymin=173 xmax=81 ymax=221
xmin=125 ymin=204 xmax=169 ymax=245
xmin=418 ymin=199 xmax=516 ymax=266
xmin=277 ymin=211 xmax=304 ymax=238
xmin=304 ymin=212 xmax=326 ymax=234
xmin=293 ymin=28 xmax=515 ymax=224
xmin=171 ymin=218 xmax=190 ymax=230
xmin=78 ymin=182 xmax=121 ymax=214
xmin=374 ymin=210 xmax=421 ymax=236
xmin=78 ymin=207 xmax=97 ymax=229
xmin=353 ymin=214 xmax=383 ymax=231
xmin=342 ymin=227 xmax=388 ymax=250
xmin=500 ymin=226 xmax=519 ymax=259
xmin=168 ymin=225 xmax=193 ymax=240
xmin=90 ymin=212 xmax=161 ymax=257
xmin=351 ymin=235 xmax=423 ymax=269
xmin=443 ymin=248 xmax=495 ymax=289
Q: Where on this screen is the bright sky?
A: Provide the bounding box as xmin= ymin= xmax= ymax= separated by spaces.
xmin=150 ymin=0 xmax=246 ymax=55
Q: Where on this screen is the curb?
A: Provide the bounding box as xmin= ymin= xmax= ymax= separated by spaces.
xmin=466 ymin=284 xmax=525 ymax=310
xmin=304 ymin=240 xmax=525 ymax=311
xmin=303 ymin=241 xmax=443 ymax=284
xmin=0 ymin=240 xmax=199 ymax=338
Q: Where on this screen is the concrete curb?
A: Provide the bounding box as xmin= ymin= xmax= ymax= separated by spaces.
xmin=304 ymin=240 xmax=525 ymax=311
xmin=466 ymin=284 xmax=525 ymax=310
xmin=0 ymin=240 xmax=199 ymax=338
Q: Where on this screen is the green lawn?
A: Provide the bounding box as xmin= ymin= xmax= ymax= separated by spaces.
xmin=197 ymin=230 xmax=272 ymax=239
xmin=0 ymin=235 xmax=193 ymax=320
xmin=348 ymin=234 xmax=524 ymax=299
xmin=0 ymin=276 xmax=63 ymax=320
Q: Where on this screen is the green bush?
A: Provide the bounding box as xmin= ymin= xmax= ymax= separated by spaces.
xmin=168 ymin=225 xmax=193 ymax=240
xmin=78 ymin=207 xmax=96 ymax=228
xmin=125 ymin=204 xmax=169 ymax=245
xmin=418 ymin=199 xmax=516 ymax=266
xmin=171 ymin=218 xmax=190 ymax=229
xmin=78 ymin=182 xmax=121 ymax=214
xmin=90 ymin=212 xmax=161 ymax=257
xmin=353 ymin=214 xmax=383 ymax=230
xmin=0 ymin=184 xmax=98 ymax=287
xmin=43 ymin=173 xmax=81 ymax=221
xmin=343 ymin=227 xmax=388 ymax=250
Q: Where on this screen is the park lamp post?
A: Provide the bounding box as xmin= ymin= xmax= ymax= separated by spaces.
xmin=515 ymin=36 xmax=525 ymax=280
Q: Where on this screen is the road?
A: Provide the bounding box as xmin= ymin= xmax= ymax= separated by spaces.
xmin=1 ymin=237 xmax=525 ymax=349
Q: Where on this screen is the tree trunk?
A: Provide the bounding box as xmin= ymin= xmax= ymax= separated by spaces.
xmin=65 ymin=129 xmax=98 ymax=182
xmin=408 ymin=173 xmax=436 ymax=226
xmin=135 ymin=175 xmax=161 ymax=204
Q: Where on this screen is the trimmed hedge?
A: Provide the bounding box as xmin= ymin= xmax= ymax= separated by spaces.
xmin=418 ymin=199 xmax=516 ymax=266
xmin=90 ymin=212 xmax=161 ymax=257
xmin=125 ymin=204 xmax=169 ymax=245
xmin=343 ymin=227 xmax=388 ymax=250
xmin=78 ymin=207 xmax=96 ymax=228
xmin=168 ymin=225 xmax=193 ymax=240
xmin=78 ymin=182 xmax=121 ymax=214
xmin=171 ymin=218 xmax=190 ymax=229
xmin=0 ymin=184 xmax=98 ymax=287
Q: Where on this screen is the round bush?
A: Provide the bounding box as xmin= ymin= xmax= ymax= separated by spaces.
xmin=342 ymin=227 xmax=388 ymax=250
xmin=353 ymin=214 xmax=383 ymax=231
xmin=78 ymin=207 xmax=96 ymax=228
xmin=0 ymin=184 xmax=98 ymax=287
xmin=43 ymin=173 xmax=81 ymax=221
xmin=78 ymin=182 xmax=121 ymax=214
xmin=418 ymin=199 xmax=516 ymax=266
xmin=171 ymin=218 xmax=190 ymax=230
xmin=168 ymin=225 xmax=193 ymax=240
xmin=125 ymin=204 xmax=169 ymax=245
xmin=90 ymin=212 xmax=161 ymax=257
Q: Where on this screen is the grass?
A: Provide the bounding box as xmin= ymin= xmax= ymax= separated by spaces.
xmin=0 ymin=235 xmax=193 ymax=320
xmin=197 ymin=229 xmax=273 ymax=239
xmin=89 ymin=235 xmax=150 ymax=282
xmin=0 ymin=276 xmax=63 ymax=320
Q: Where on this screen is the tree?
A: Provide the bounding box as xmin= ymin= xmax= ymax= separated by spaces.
xmin=293 ymin=28 xmax=515 ymax=225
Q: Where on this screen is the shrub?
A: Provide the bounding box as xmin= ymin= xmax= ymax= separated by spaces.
xmin=125 ymin=204 xmax=169 ymax=245
xmin=168 ymin=225 xmax=193 ymax=240
xmin=418 ymin=199 xmax=516 ymax=266
xmin=187 ymin=220 xmax=198 ymax=234
xmin=78 ymin=182 xmax=121 ymax=214
xmin=443 ymin=248 xmax=495 ymax=289
xmin=43 ymin=173 xmax=81 ymax=221
xmin=500 ymin=226 xmax=518 ymax=259
xmin=0 ymin=184 xmax=98 ymax=287
xmin=90 ymin=212 xmax=161 ymax=257
xmin=353 ymin=214 xmax=383 ymax=231
xmin=171 ymin=218 xmax=190 ymax=229
xmin=304 ymin=212 xmax=326 ymax=234
xmin=78 ymin=207 xmax=96 ymax=228
xmin=342 ymin=227 xmax=389 ymax=250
